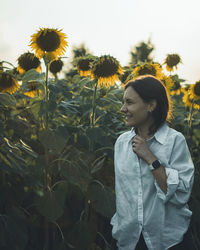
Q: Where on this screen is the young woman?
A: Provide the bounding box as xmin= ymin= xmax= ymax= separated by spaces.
xmin=110 ymin=75 xmax=196 ymax=250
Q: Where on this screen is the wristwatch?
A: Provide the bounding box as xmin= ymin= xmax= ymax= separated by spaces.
xmin=149 ymin=159 xmax=161 ymax=171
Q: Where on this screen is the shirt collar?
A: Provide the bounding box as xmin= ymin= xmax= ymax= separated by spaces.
xmin=130 ymin=122 xmax=169 ymax=145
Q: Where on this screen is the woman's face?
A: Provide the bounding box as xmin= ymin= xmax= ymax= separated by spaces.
xmin=121 ymin=86 xmax=154 ymax=127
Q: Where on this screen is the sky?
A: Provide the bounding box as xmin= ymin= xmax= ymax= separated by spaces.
xmin=1 ymin=0 xmax=200 ymax=84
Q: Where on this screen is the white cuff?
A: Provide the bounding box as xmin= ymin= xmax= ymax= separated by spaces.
xmin=154 ymin=167 xmax=179 ymax=203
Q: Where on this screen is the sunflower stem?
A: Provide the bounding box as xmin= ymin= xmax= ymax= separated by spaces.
xmin=43 ymin=57 xmax=51 ymax=250
xmin=44 ymin=62 xmax=49 ymax=129
xmin=91 ymin=80 xmax=98 ymax=127
xmin=187 ymin=99 xmax=194 ymax=137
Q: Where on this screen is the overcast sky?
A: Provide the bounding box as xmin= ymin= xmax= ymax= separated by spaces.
xmin=1 ymin=0 xmax=200 ymax=83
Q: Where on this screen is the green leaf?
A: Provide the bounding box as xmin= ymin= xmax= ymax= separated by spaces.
xmin=0 ymin=93 xmax=16 ymax=107
xmin=22 ymin=69 xmax=44 ymax=83
xmin=66 ymin=221 xmax=97 ymax=249
xmin=35 ymin=190 xmax=64 ymax=222
xmin=38 ymin=128 xmax=67 ymax=154
xmin=87 ymin=182 xmax=115 ymax=218
xmin=58 ymin=100 xmax=79 ymax=115
xmin=53 ymin=181 xmax=68 ymax=207
xmin=61 ymin=161 xmax=91 ymax=193
xmin=91 ymin=154 xmax=107 ymax=174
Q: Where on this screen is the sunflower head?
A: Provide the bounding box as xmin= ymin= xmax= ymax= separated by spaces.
xmin=77 ymin=56 xmax=95 ymax=77
xmin=49 ymin=59 xmax=64 ymax=75
xmin=170 ymin=75 xmax=184 ymax=96
xmin=132 ymin=62 xmax=164 ymax=80
xmin=189 ymin=80 xmax=200 ymax=101
xmin=163 ymin=54 xmax=182 ymax=72
xmin=17 ymin=52 xmax=41 ymax=74
xmin=160 ymin=75 xmax=174 ymax=92
xmin=91 ymin=55 xmax=123 ymax=87
xmin=182 ymin=81 xmax=200 ymax=110
xmin=119 ymin=68 xmax=133 ymax=85
xmin=193 ymin=80 xmax=200 ymax=97
xmin=0 ymin=72 xmax=20 ymax=94
xmin=0 ymin=62 xmax=3 ymax=72
xmin=23 ymin=81 xmax=42 ymax=98
xmin=30 ymin=28 xmax=68 ymax=60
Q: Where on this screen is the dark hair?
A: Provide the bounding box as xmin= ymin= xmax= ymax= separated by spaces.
xmin=124 ymin=75 xmax=172 ymax=135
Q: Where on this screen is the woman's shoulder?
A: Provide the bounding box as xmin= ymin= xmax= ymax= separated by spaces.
xmin=163 ymin=123 xmax=187 ymax=143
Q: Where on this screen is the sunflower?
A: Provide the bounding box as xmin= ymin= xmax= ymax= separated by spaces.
xmin=190 ymin=80 xmax=200 ymax=100
xmin=77 ymin=56 xmax=95 ymax=77
xmin=160 ymin=75 xmax=174 ymax=92
xmin=30 ymin=28 xmax=68 ymax=60
xmin=17 ymin=52 xmax=42 ymax=74
xmin=0 ymin=72 xmax=20 ymax=94
xmin=0 ymin=62 xmax=3 ymax=72
xmin=170 ymin=74 xmax=184 ymax=96
xmin=132 ymin=62 xmax=164 ymax=80
xmin=49 ymin=59 xmax=64 ymax=75
xmin=163 ymin=54 xmax=182 ymax=72
xmin=119 ymin=67 xmax=133 ymax=85
xmin=23 ymin=81 xmax=42 ymax=98
xmin=91 ymin=55 xmax=123 ymax=87
xmin=182 ymin=81 xmax=200 ymax=110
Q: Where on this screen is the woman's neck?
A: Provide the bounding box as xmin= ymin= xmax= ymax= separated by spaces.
xmin=136 ymin=124 xmax=155 ymax=140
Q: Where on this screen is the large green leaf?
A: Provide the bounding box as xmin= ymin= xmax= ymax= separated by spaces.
xmin=38 ymin=128 xmax=67 ymax=154
xmin=0 ymin=207 xmax=28 ymax=250
xmin=87 ymin=181 xmax=115 ymax=218
xmin=35 ymin=190 xmax=64 ymax=222
xmin=0 ymin=93 xmax=16 ymax=107
xmin=66 ymin=220 xmax=97 ymax=250
xmin=22 ymin=69 xmax=44 ymax=83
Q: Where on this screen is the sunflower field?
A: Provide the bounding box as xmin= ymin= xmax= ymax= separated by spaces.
xmin=0 ymin=28 xmax=200 ymax=250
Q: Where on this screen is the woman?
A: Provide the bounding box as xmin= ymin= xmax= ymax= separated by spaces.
xmin=110 ymin=75 xmax=196 ymax=250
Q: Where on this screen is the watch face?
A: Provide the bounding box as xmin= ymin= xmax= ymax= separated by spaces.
xmin=152 ymin=160 xmax=161 ymax=169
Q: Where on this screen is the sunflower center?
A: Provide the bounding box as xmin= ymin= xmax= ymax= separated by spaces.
xmin=36 ymin=30 xmax=61 ymax=52
xmin=194 ymin=81 xmax=200 ymax=96
xmin=172 ymin=81 xmax=181 ymax=90
xmin=50 ymin=60 xmax=63 ymax=74
xmin=138 ymin=65 xmax=156 ymax=76
xmin=94 ymin=60 xmax=118 ymax=77
xmin=166 ymin=55 xmax=180 ymax=67
xmin=78 ymin=60 xmax=91 ymax=71
xmin=0 ymin=74 xmax=14 ymax=89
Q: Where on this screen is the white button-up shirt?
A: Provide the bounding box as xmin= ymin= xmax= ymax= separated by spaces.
xmin=110 ymin=122 xmax=194 ymax=250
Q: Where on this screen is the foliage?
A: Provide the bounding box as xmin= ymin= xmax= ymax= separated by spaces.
xmin=0 ymin=42 xmax=200 ymax=250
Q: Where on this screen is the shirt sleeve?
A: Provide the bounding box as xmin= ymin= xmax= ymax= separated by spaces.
xmin=154 ymin=133 xmax=194 ymax=206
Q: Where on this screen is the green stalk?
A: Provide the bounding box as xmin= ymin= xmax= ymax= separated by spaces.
xmin=187 ymin=99 xmax=194 ymax=137
xmin=43 ymin=57 xmax=50 ymax=250
xmin=44 ymin=62 xmax=49 ymax=130
xmin=91 ymin=79 xmax=98 ymax=127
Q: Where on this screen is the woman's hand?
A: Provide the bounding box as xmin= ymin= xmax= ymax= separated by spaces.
xmin=132 ymin=135 xmax=157 ymax=165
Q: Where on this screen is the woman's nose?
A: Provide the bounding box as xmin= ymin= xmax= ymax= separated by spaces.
xmin=120 ymin=104 xmax=127 ymax=113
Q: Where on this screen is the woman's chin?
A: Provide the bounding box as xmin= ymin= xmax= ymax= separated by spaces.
xmin=126 ymin=120 xmax=135 ymax=127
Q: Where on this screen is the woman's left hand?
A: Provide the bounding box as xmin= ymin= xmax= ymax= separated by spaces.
xmin=132 ymin=135 xmax=156 ymax=164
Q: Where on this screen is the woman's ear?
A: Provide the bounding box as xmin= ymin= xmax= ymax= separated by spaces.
xmin=149 ymin=99 xmax=157 ymax=112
